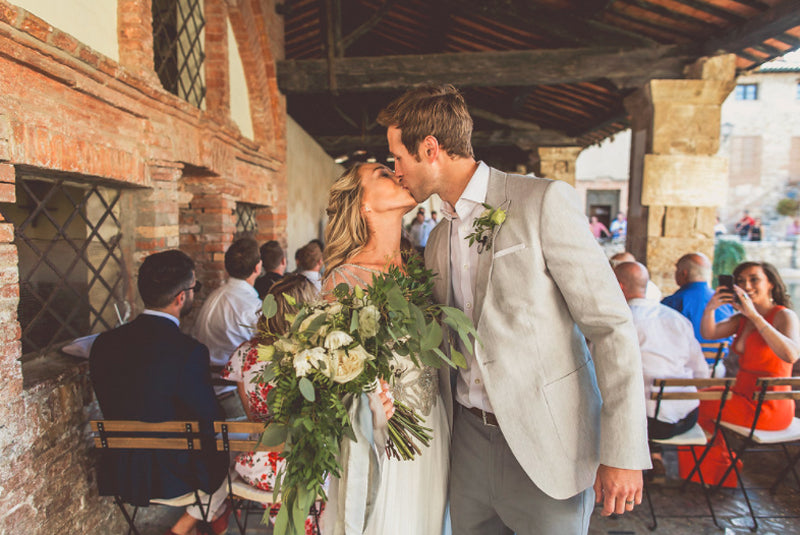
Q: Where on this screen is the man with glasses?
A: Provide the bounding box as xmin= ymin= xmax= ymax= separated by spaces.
xmin=89 ymin=250 xmax=231 ymax=535
xmin=191 ymin=238 xmax=262 ymax=419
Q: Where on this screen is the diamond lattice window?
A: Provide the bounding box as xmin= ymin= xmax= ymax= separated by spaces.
xmin=234 ymin=203 xmax=257 ymax=239
xmin=153 ymin=0 xmax=206 ymax=108
xmin=0 ymin=175 xmax=129 ymax=360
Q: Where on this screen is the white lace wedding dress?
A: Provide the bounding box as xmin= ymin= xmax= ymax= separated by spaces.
xmin=322 ymin=264 xmax=451 ymax=535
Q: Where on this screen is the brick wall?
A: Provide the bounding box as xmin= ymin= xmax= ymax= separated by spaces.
xmin=0 ymin=1 xmax=286 ymax=532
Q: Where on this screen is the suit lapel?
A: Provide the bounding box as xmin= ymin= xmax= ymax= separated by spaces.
xmin=473 ymin=168 xmax=510 ymax=326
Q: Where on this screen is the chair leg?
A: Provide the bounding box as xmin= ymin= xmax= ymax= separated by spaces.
xmin=690 ymin=445 xmax=722 ymax=530
xmin=112 ymin=496 xmax=141 ymax=535
xmin=770 ymin=444 xmax=800 ymax=494
xmin=718 ymin=433 xmax=757 ymax=532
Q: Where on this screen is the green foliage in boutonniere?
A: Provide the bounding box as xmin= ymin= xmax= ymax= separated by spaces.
xmin=466 ymin=203 xmax=507 ymax=253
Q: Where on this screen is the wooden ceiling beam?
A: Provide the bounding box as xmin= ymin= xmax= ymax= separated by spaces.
xmin=277 ymin=45 xmax=692 ymax=94
xmin=703 ymin=0 xmax=800 ymax=55
xmin=316 ymin=129 xmax=581 ymax=154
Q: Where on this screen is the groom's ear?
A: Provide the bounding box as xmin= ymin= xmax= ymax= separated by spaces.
xmin=420 ymin=135 xmax=439 ymax=162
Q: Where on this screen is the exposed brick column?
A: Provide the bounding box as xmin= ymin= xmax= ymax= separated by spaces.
xmin=117 ymin=0 xmax=158 ymax=82
xmin=536 ymin=146 xmax=583 ymax=187
xmin=204 ymin=0 xmax=230 ymax=119
xmin=624 ymin=55 xmax=736 ymax=292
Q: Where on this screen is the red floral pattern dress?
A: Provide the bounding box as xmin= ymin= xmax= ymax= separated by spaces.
xmin=223 ymin=339 xmax=323 ymax=532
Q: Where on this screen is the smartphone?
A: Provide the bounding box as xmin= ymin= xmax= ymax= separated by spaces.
xmin=718 ymin=274 xmax=740 ymax=304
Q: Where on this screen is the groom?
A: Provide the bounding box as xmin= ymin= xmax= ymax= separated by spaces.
xmin=377 ymin=85 xmax=650 ymax=534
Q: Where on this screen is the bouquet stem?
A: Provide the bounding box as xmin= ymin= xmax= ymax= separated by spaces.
xmin=385 ymin=400 xmax=432 ymax=460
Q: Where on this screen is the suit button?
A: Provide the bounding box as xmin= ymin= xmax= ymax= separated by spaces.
xmin=466 ymin=302 xmax=472 ymax=310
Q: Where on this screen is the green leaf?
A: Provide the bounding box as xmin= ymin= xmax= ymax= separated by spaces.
xmin=386 ymin=285 xmax=409 ymax=315
xmin=421 ymin=321 xmax=443 ymax=351
xmin=282 ymin=292 xmax=297 ymax=307
xmin=260 ymin=363 xmax=276 ymax=384
xmin=450 ymin=348 xmax=467 ymax=369
xmin=260 ymin=423 xmax=288 ymax=447
xmin=291 ymin=308 xmax=311 ymax=331
xmin=304 ymin=313 xmax=328 ymax=335
xmin=262 ymin=294 xmax=278 ymax=319
xmin=272 ymin=496 xmax=289 ymax=533
xmin=298 ymin=377 xmax=316 ymax=402
xmin=433 ymin=347 xmax=455 ymax=367
xmin=349 ymin=310 xmax=359 ymax=333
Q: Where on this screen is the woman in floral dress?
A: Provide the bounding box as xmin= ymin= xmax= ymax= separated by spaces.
xmin=222 ymin=274 xmax=321 ymax=532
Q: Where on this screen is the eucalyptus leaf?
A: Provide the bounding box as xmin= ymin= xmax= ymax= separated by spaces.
xmin=298 ymin=377 xmax=316 ymax=402
xmin=260 ymin=364 xmax=276 ymax=384
xmin=450 ymin=348 xmax=467 ymax=369
xmin=282 ymin=292 xmax=297 ymax=307
xmin=386 ymin=285 xmax=409 ymax=315
xmin=262 ymin=294 xmax=278 ymax=319
xmin=421 ymin=321 xmax=443 ymax=351
xmin=260 ymin=423 xmax=288 ymax=447
xmin=433 ymin=347 xmax=455 ymax=368
xmin=291 ymin=308 xmax=311 ymax=331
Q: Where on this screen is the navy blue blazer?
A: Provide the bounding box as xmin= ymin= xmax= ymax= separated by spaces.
xmin=89 ymin=314 xmax=228 ymax=506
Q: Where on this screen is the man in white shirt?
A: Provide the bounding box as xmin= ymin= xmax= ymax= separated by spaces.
xmin=191 ymin=238 xmax=262 ymax=419
xmin=611 ymin=251 xmax=662 ymax=301
xmin=615 ymin=261 xmax=709 ymax=474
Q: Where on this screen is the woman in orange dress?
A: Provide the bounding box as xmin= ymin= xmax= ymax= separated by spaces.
xmin=687 ymin=262 xmax=800 ymax=485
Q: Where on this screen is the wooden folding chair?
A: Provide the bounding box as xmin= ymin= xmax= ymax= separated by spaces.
xmin=716 ymin=377 xmax=800 ymax=531
xmin=643 ymin=377 xmax=735 ymax=531
xmin=214 ymin=421 xmax=322 ymax=535
xmin=90 ymin=420 xmax=215 ymax=535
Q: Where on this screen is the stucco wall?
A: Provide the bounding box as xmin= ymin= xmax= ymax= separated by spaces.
xmin=228 ymin=17 xmax=253 ymax=140
xmin=719 ymin=69 xmax=800 ymax=226
xmin=286 ymin=116 xmax=343 ymax=270
xmin=12 ymin=0 xmax=118 ymax=60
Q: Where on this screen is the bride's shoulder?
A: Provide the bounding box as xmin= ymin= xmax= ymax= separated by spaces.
xmin=322 ymin=263 xmax=378 ymax=293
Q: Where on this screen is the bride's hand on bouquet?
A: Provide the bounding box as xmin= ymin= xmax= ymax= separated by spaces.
xmin=378 ymin=378 xmax=395 ymax=420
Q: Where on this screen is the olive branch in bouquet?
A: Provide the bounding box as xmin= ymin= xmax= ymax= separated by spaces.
xmin=253 ymin=258 xmax=478 ymax=535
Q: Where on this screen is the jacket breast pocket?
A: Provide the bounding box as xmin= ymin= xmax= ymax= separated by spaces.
xmin=542 ymin=360 xmax=601 ymax=462
xmin=493 ymin=243 xmax=526 ymax=259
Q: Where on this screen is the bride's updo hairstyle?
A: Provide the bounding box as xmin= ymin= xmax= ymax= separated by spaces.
xmin=324 ymin=163 xmax=370 ymax=274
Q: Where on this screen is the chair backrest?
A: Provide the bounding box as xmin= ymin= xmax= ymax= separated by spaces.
xmin=213 ymin=421 xmax=284 ymax=453
xmin=650 ymin=378 xmax=735 ymax=421
xmin=90 ymin=420 xmax=202 ymax=450
xmin=700 ymin=342 xmax=728 ymax=376
xmin=754 ymin=377 xmax=800 ymax=401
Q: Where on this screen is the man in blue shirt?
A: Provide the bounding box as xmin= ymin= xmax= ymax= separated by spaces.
xmin=661 ymin=253 xmax=734 ymax=368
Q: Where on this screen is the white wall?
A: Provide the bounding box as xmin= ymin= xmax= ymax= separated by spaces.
xmin=227 ymin=18 xmax=253 ymax=140
xmin=12 ymin=0 xmax=118 ymax=61
xmin=286 ymin=117 xmax=343 ymax=271
xmin=574 ymin=129 xmax=631 ymax=215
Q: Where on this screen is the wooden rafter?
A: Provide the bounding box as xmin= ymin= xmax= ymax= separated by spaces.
xmin=703 ymin=0 xmax=800 ymax=54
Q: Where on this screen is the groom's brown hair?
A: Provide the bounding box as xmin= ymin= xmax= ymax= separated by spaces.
xmin=377 ymin=84 xmax=474 ymax=160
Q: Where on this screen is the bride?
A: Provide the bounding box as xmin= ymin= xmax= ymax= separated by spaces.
xmin=319 ymin=162 xmax=450 ymax=535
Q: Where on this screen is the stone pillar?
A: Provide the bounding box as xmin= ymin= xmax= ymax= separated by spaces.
xmin=624 ymin=55 xmax=736 ymax=293
xmin=537 ymin=146 xmax=583 ymax=187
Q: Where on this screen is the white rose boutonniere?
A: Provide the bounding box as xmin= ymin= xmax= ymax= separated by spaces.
xmin=466 ymin=203 xmax=508 ymax=253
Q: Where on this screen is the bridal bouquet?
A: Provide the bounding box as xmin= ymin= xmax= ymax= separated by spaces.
xmin=255 ymin=261 xmax=477 ymax=535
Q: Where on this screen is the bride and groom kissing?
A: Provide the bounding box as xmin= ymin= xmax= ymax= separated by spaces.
xmin=318 ymin=84 xmax=650 ymax=535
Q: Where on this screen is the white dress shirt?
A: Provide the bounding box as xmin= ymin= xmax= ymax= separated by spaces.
xmin=191 ymin=278 xmax=261 ymax=394
xmin=142 ymin=309 xmax=179 ymax=327
xmin=300 ymin=270 xmax=322 ymax=292
xmin=628 ymin=298 xmax=709 ymax=423
xmin=441 ymin=161 xmax=494 ymax=413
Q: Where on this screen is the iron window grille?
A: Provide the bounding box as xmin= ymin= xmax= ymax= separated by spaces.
xmin=153 ymin=0 xmax=206 ymax=108
xmin=234 ymin=203 xmax=257 ymax=239
xmin=0 ymin=175 xmax=129 ymax=360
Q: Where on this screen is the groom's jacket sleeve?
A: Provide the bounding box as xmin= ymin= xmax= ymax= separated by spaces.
xmin=539 ymin=180 xmax=650 ymax=470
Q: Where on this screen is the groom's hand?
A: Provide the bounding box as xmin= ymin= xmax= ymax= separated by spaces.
xmin=593 ymin=464 xmax=643 ymax=516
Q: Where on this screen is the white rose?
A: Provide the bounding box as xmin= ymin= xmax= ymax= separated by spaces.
xmin=324 ymin=330 xmax=353 ymax=350
xmin=479 ymin=208 xmax=491 ymax=219
xmin=331 ymin=345 xmax=371 ymax=383
xmin=358 ymin=305 xmax=381 ymax=338
xmin=294 ymin=357 xmax=313 ymax=377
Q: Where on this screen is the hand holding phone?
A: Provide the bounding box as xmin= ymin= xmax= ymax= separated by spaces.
xmin=718 ymin=274 xmax=740 ymax=304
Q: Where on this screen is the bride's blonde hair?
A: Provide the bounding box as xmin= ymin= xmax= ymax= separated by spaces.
xmin=324 ymin=163 xmax=370 ymax=274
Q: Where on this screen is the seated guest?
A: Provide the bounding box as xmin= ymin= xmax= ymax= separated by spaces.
xmin=688 ymin=261 xmax=800 ymax=486
xmin=90 ymin=250 xmax=231 ymax=535
xmin=297 ymin=242 xmax=324 ymax=292
xmin=254 ymin=240 xmax=286 ymax=300
xmin=610 ymin=251 xmax=662 ymax=301
xmin=662 ymin=253 xmax=734 ymax=369
xmin=222 ymin=274 xmax=322 ymax=529
xmin=615 ymin=261 xmax=709 ymax=475
xmin=192 ymin=238 xmax=263 ymax=419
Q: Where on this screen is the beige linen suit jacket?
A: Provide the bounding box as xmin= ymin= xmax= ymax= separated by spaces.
xmin=425 ymin=168 xmax=651 ymax=500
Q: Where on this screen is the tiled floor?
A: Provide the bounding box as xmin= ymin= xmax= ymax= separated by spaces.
xmin=137 ymin=448 xmax=799 ymax=534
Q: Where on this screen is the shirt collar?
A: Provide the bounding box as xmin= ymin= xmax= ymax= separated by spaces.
xmin=142 ymin=309 xmax=180 ymax=327
xmin=228 ymin=277 xmax=258 ymax=296
xmin=628 ymin=297 xmax=655 ymax=307
xmin=440 ymin=161 xmax=490 ymax=221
